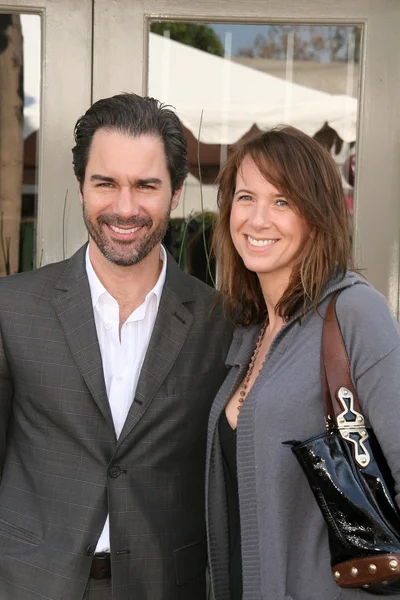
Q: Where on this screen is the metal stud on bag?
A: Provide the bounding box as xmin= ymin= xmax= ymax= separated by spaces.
xmin=369 ymin=564 xmax=377 ymax=574
xmin=332 ymin=558 xmax=400 ymax=587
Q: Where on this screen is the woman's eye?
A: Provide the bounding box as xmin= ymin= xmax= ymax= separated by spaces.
xmin=275 ymin=198 xmax=288 ymax=207
xmin=238 ymin=194 xmax=253 ymax=202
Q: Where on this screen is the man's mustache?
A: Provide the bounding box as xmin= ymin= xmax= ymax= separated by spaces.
xmin=97 ymin=214 xmax=152 ymax=228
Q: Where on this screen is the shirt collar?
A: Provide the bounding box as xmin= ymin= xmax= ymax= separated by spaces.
xmin=85 ymin=245 xmax=167 ymax=310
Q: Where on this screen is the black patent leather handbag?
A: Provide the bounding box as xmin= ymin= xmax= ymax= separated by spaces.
xmin=288 ymin=292 xmax=400 ymax=595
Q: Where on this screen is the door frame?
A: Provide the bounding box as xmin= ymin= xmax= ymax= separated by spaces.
xmin=1 ymin=0 xmax=92 ymax=266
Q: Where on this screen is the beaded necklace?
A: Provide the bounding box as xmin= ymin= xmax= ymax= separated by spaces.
xmin=237 ymin=321 xmax=268 ymax=411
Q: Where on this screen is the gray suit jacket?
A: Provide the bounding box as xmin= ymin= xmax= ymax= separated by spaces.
xmin=0 ymin=245 xmax=233 ymax=600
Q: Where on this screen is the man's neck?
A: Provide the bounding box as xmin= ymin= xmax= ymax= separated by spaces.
xmin=88 ymin=241 xmax=163 ymax=313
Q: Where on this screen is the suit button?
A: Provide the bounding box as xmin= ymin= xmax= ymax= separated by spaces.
xmin=86 ymin=544 xmax=96 ymax=556
xmin=108 ymin=466 xmax=122 ymax=478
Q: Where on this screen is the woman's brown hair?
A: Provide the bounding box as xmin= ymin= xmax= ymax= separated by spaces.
xmin=213 ymin=125 xmax=353 ymax=326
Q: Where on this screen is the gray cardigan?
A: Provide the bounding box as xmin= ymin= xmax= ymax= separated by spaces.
xmin=206 ymin=272 xmax=400 ymax=600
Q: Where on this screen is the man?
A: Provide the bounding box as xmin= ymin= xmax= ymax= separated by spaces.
xmin=0 ymin=93 xmax=233 ymax=600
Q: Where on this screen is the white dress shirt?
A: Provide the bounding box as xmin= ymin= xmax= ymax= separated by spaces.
xmin=85 ymin=245 xmax=167 ymax=553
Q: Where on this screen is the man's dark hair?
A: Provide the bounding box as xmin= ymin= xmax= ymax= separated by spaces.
xmin=72 ymin=93 xmax=188 ymax=193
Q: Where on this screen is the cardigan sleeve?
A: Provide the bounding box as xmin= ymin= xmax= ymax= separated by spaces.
xmin=356 ymin=346 xmax=400 ymax=508
xmin=335 ymin=282 xmax=400 ymax=508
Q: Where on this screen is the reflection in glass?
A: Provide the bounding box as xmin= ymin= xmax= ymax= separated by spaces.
xmin=0 ymin=13 xmax=40 ymax=276
xmin=148 ymin=22 xmax=360 ymax=283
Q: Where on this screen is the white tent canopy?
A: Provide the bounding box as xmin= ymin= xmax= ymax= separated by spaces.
xmin=21 ymin=21 xmax=357 ymax=145
xmin=22 ymin=15 xmax=41 ymax=139
xmin=148 ymin=32 xmax=357 ymax=145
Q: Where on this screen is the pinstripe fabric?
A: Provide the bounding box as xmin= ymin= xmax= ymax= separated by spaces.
xmin=0 ymin=244 xmax=234 ymax=600
xmin=86 ymin=247 xmax=167 ymax=553
xmin=83 ymin=578 xmax=112 ymax=599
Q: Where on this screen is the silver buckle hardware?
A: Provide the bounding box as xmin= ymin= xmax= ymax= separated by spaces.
xmin=335 ymin=387 xmax=370 ymax=467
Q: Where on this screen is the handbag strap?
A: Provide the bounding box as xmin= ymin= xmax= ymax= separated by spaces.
xmin=321 ymin=292 xmax=371 ymax=467
xmin=321 ymin=292 xmax=362 ymax=422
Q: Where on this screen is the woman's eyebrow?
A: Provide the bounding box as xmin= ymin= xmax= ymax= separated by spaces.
xmin=234 ymin=188 xmax=253 ymax=196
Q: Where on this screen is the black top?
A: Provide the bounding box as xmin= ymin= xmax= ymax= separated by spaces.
xmin=218 ymin=410 xmax=243 ymax=600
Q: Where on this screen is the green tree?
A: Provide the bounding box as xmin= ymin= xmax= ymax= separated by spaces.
xmin=329 ymin=26 xmax=361 ymax=62
xmin=237 ymin=25 xmax=360 ymax=63
xmin=150 ymin=22 xmax=224 ymax=57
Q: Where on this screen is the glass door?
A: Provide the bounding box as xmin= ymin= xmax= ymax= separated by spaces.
xmin=93 ymin=0 xmax=400 ymax=316
xmin=0 ymin=0 xmax=92 ymax=270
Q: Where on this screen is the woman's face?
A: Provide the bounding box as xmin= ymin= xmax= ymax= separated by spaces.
xmin=230 ymin=156 xmax=312 ymax=289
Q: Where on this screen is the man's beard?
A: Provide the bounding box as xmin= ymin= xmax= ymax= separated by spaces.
xmin=82 ymin=203 xmax=171 ymax=267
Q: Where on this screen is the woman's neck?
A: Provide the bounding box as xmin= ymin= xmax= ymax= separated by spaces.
xmin=258 ymin=273 xmax=291 ymax=332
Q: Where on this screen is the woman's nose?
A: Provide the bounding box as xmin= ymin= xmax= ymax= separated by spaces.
xmin=250 ymin=202 xmax=272 ymax=229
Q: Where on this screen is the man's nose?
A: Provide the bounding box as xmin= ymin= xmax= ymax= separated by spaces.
xmin=113 ymin=187 xmax=140 ymax=217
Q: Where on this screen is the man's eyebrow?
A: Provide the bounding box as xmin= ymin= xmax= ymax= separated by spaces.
xmin=136 ymin=178 xmax=162 ymax=186
xmin=89 ymin=175 xmax=163 ymax=186
xmin=90 ymin=174 xmax=116 ymax=183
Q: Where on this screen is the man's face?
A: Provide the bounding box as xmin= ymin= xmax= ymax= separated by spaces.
xmin=80 ymin=129 xmax=181 ymax=267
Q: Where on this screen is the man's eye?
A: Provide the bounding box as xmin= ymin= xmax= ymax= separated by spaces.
xmin=140 ymin=184 xmax=155 ymax=190
xmin=97 ymin=182 xmax=113 ymax=188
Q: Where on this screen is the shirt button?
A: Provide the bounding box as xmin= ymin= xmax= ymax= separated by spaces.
xmin=116 ymin=376 xmax=123 ymax=383
xmin=86 ymin=544 xmax=96 ymax=556
xmin=105 ymin=322 xmax=112 ymax=330
xmin=108 ymin=466 xmax=122 ymax=478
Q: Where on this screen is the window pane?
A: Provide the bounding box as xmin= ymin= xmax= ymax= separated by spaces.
xmin=148 ymin=22 xmax=360 ymax=283
xmin=0 ymin=12 xmax=40 ymax=275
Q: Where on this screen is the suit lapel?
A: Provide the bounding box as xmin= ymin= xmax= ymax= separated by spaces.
xmin=117 ymin=256 xmax=194 ymax=445
xmin=52 ymin=245 xmax=113 ymax=431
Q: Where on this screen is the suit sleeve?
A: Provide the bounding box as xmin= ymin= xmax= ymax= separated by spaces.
xmin=0 ymin=324 xmax=13 ymax=478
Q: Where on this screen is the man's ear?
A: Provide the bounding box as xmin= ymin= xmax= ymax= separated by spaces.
xmin=78 ymin=180 xmax=84 ymax=204
xmin=171 ymin=185 xmax=183 ymax=211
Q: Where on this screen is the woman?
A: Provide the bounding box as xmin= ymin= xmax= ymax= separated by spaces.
xmin=206 ymin=126 xmax=400 ymax=600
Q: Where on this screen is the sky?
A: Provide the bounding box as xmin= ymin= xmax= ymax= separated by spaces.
xmin=209 ymin=23 xmax=273 ymax=56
